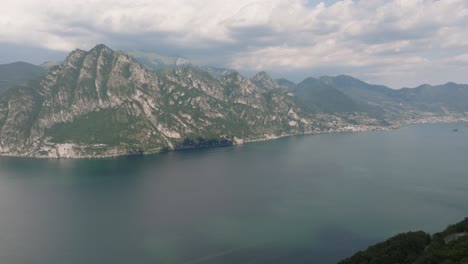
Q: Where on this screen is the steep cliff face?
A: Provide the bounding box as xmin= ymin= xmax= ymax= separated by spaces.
xmin=0 ymin=44 xmax=350 ymax=158
xmin=0 ymin=45 xmax=164 ymax=157
xmin=251 ymin=71 xmax=281 ymax=91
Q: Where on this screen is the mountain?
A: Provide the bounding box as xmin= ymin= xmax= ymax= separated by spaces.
xmin=93 ymin=51 xmax=468 ymax=118
xmin=2 ymin=44 xmax=376 ymax=158
xmin=339 ymin=218 xmax=468 ymax=264
xmin=127 ymin=51 xmax=191 ymax=69
xmin=0 ymin=62 xmax=47 ymax=94
xmin=128 ymin=50 xmax=235 ymax=79
xmin=251 ymin=71 xmax=281 ymax=91
xmin=319 ymin=75 xmax=398 ymax=106
xmin=320 ymin=75 xmax=468 ymax=118
xmin=395 ymin=82 xmax=468 ymax=113
xmin=39 ymin=61 xmax=61 ymax=69
xmin=292 ymin=77 xmax=376 ymax=115
xmin=276 ymin=78 xmax=296 ymax=90
xmin=1 ymin=44 xmax=467 ymax=158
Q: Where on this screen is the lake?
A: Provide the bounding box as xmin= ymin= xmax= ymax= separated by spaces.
xmin=0 ymin=123 xmax=467 ymax=264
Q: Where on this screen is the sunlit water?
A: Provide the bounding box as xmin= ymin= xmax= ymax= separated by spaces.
xmin=0 ymin=123 xmax=467 ymax=264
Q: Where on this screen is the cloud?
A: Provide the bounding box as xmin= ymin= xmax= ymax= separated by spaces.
xmin=1 ymin=0 xmax=468 ymax=87
xmin=446 ymin=53 xmax=468 ymax=64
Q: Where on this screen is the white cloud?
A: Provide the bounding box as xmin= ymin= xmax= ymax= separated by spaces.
xmin=1 ymin=0 xmax=468 ymax=87
xmin=446 ymin=53 xmax=468 ymax=64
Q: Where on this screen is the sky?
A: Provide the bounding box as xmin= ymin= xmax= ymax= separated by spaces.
xmin=1 ymin=0 xmax=468 ymax=88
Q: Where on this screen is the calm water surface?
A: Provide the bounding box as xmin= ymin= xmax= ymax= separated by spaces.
xmin=0 ymin=123 xmax=467 ymax=264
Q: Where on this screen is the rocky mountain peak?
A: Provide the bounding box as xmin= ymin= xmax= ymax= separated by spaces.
xmin=253 ymin=71 xmax=269 ymax=78
xmin=251 ymin=71 xmax=280 ymax=91
xmin=62 ymin=49 xmax=87 ymax=68
xmin=2 ymin=43 xmax=433 ymax=159
xmin=90 ymin=43 xmax=112 ymax=52
xmin=276 ymin=78 xmax=296 ymax=90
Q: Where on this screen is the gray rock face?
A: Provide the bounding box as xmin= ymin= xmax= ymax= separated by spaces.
xmin=1 ymin=44 xmax=364 ymax=158
xmin=276 ymin=78 xmax=296 ymax=90
xmin=3 ymin=44 xmax=466 ymax=158
xmin=251 ymin=71 xmax=281 ymax=91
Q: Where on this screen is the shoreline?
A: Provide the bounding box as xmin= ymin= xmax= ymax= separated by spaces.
xmin=1 ymin=118 xmax=467 ymax=160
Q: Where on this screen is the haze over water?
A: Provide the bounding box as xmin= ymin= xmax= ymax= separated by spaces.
xmin=0 ymin=123 xmax=467 ymax=264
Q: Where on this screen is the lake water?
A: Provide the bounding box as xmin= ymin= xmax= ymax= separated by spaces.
xmin=0 ymin=123 xmax=467 ymax=264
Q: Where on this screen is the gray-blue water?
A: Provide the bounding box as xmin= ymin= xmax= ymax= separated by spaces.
xmin=0 ymin=123 xmax=467 ymax=264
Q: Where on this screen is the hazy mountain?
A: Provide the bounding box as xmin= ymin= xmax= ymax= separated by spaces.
xmin=276 ymin=78 xmax=296 ymax=90
xmin=2 ymin=44 xmax=367 ymax=158
xmin=39 ymin=61 xmax=61 ymax=69
xmin=1 ymin=44 xmax=467 ymax=158
xmin=395 ymin=82 xmax=468 ymax=113
xmin=251 ymin=71 xmax=281 ymax=91
xmin=319 ymin=75 xmax=397 ymax=105
xmin=127 ymin=51 xmax=191 ymax=69
xmin=292 ymin=77 xmax=372 ymax=114
xmin=128 ymin=50 xmax=235 ymax=79
xmin=320 ymin=75 xmax=468 ymax=117
xmin=197 ymin=65 xmax=236 ymax=79
xmin=0 ymin=62 xmax=46 ymax=94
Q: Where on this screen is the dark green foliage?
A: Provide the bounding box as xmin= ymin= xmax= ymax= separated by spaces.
xmin=122 ymin=63 xmax=132 ymax=79
xmin=395 ymin=83 xmax=468 ymax=113
xmin=320 ymin=75 xmax=468 ymax=114
xmin=338 ymin=231 xmax=430 ymax=264
xmin=175 ymin=137 xmax=233 ymax=150
xmin=415 ymin=219 xmax=468 ymax=264
xmin=2 ymin=43 xmax=468 ymax=158
xmin=320 ymin=75 xmax=399 ymax=107
xmin=415 ymin=237 xmax=468 ymax=264
xmin=339 ymin=219 xmax=468 ymax=264
xmin=293 ymin=77 xmax=371 ymax=114
xmin=0 ymin=62 xmax=46 ymax=94
xmin=46 ymin=107 xmax=156 ymax=147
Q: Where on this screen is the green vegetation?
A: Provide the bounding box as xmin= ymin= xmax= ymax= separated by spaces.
xmin=292 ymin=77 xmax=371 ymax=114
xmin=0 ymin=62 xmax=46 ymax=94
xmin=46 ymin=107 xmax=157 ymax=147
xmin=1 ymin=43 xmax=468 ymax=158
xmin=339 ymin=219 xmax=468 ymax=264
xmin=319 ymin=75 xmax=468 ymax=115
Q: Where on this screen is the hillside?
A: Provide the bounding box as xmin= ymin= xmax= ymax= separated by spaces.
xmin=320 ymin=75 xmax=468 ymax=120
xmin=292 ymin=77 xmax=374 ymax=115
xmin=339 ymin=218 xmax=468 ymax=264
xmin=0 ymin=44 xmax=467 ymax=158
xmin=0 ymin=44 xmax=381 ymax=158
xmin=0 ymin=62 xmax=47 ymax=94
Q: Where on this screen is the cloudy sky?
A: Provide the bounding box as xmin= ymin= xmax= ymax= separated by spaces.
xmin=1 ymin=0 xmax=468 ymax=88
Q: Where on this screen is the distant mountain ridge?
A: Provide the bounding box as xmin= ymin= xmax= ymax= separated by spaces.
xmin=128 ymin=51 xmax=468 ymax=117
xmin=292 ymin=77 xmax=374 ymax=115
xmin=1 ymin=44 xmax=375 ymax=158
xmin=251 ymin=71 xmax=281 ymax=91
xmin=317 ymin=74 xmax=468 ymax=118
xmin=127 ymin=50 xmax=236 ymax=79
xmin=0 ymin=62 xmax=46 ymax=94
xmin=0 ymin=44 xmax=467 ymax=158
xmin=127 ymin=50 xmax=192 ymax=69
